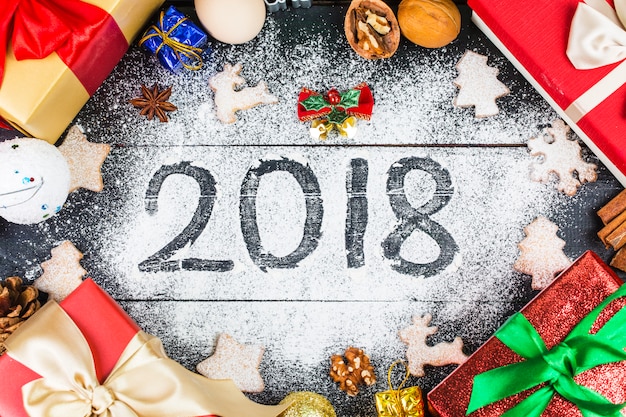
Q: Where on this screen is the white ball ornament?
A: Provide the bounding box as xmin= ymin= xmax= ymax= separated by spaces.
xmin=194 ymin=0 xmax=266 ymax=44
xmin=0 ymin=138 xmax=70 ymax=224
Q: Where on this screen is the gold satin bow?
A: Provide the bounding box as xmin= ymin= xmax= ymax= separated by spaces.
xmin=310 ymin=117 xmax=357 ymax=140
xmin=567 ymin=0 xmax=626 ymax=69
xmin=6 ymin=301 xmax=287 ymax=417
xmin=565 ymin=0 xmax=626 ymax=121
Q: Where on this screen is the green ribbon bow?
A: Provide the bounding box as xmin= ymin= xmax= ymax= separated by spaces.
xmin=467 ymin=284 xmax=626 ymax=417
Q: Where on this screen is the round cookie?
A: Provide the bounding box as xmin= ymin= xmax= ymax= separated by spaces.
xmin=0 ymin=138 xmax=70 ymax=224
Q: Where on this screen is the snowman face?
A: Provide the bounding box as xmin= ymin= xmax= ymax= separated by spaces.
xmin=0 ymin=170 xmax=44 ymax=208
xmin=0 ymin=138 xmax=70 ymax=224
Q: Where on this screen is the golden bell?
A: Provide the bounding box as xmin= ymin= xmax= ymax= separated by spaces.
xmin=374 ymin=360 xmax=424 ymax=417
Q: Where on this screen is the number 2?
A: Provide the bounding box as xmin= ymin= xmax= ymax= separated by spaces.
xmin=138 ymin=162 xmax=234 ymax=273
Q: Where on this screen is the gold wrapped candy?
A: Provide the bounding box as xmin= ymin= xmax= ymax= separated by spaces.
xmin=374 ymin=360 xmax=424 ymax=417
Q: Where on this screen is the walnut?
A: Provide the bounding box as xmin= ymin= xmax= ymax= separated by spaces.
xmin=330 ymin=346 xmax=376 ymax=396
xmin=357 ymin=19 xmax=385 ymax=55
xmin=344 ymin=0 xmax=400 ymax=60
xmin=365 ymin=9 xmax=391 ymax=35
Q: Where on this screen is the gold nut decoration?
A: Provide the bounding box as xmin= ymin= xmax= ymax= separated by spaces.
xmin=397 ymin=0 xmax=461 ymax=48
xmin=330 ymin=346 xmax=376 ymax=396
xmin=0 ymin=277 xmax=41 ymax=355
xmin=344 ymin=0 xmax=400 ymax=59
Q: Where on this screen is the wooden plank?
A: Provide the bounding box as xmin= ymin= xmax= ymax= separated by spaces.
xmin=75 ymin=5 xmax=557 ymax=147
xmin=120 ymin=299 xmax=516 ymax=416
xmin=62 ymin=145 xmax=572 ymax=302
xmin=0 ymin=3 xmax=623 ymax=416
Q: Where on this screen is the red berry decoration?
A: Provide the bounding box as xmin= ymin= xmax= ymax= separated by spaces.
xmin=327 ymin=88 xmax=341 ymax=105
xmin=297 ymin=83 xmax=374 ymax=140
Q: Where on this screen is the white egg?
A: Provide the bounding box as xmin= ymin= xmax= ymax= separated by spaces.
xmin=0 ymin=138 xmax=70 ymax=224
xmin=195 ymin=0 xmax=266 ymax=44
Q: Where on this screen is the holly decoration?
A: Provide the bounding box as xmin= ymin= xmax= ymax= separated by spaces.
xmin=297 ymin=83 xmax=374 ymax=140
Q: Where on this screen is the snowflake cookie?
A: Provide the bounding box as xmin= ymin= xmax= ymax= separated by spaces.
xmin=527 ymin=119 xmax=597 ymax=196
xmin=398 ymin=314 xmax=468 ymax=377
xmin=453 ymin=50 xmax=510 ymax=118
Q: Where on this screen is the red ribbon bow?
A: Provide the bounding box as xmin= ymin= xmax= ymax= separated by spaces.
xmin=0 ymin=0 xmax=127 ymax=94
xmin=297 ymin=83 xmax=374 ymax=122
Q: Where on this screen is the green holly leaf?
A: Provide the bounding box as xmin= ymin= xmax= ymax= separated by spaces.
xmin=301 ymin=95 xmax=330 ymax=111
xmin=339 ymin=89 xmax=361 ymax=109
xmin=327 ymin=108 xmax=349 ymax=125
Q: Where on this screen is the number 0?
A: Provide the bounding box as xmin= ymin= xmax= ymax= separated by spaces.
xmin=240 ymin=158 xmax=324 ymax=271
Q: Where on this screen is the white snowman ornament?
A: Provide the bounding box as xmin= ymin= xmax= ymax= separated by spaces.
xmin=0 ymin=126 xmax=111 ymax=224
xmin=0 ymin=138 xmax=70 ymax=224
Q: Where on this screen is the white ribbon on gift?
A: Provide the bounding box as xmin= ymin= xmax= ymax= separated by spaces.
xmin=565 ymin=0 xmax=626 ymax=122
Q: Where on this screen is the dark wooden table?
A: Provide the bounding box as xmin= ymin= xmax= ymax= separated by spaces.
xmin=0 ymin=2 xmax=623 ymax=416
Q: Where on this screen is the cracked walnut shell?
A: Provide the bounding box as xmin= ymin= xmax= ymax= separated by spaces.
xmin=344 ymin=0 xmax=400 ymax=59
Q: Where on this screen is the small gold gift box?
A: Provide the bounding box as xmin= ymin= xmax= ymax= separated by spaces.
xmin=374 ymin=360 xmax=424 ymax=417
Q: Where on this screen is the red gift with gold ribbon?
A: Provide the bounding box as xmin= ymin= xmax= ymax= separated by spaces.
xmin=0 ymin=279 xmax=288 ymax=417
xmin=0 ymin=0 xmax=164 ymax=144
xmin=468 ymin=0 xmax=626 ymax=186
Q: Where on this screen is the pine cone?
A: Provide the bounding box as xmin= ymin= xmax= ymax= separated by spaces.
xmin=0 ymin=277 xmax=41 ymax=355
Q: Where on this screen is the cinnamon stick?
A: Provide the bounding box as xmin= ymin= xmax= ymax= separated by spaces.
xmin=610 ymin=246 xmax=626 ymax=273
xmin=607 ymin=221 xmax=626 ymax=251
xmin=598 ymin=209 xmax=626 ymax=247
xmin=598 ymin=189 xmax=626 ymax=225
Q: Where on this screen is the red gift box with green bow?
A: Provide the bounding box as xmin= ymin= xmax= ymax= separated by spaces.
xmin=428 ymin=251 xmax=626 ymax=417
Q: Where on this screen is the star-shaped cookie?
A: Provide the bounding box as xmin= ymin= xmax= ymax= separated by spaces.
xmin=34 ymin=240 xmax=86 ymax=301
xmin=196 ymin=333 xmax=265 ymax=393
xmin=58 ymin=125 xmax=111 ymax=192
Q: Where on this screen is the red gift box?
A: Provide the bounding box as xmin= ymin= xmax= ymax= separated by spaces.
xmin=0 ymin=279 xmax=287 ymax=417
xmin=467 ymin=0 xmax=626 ymax=186
xmin=427 ymin=251 xmax=626 ymax=416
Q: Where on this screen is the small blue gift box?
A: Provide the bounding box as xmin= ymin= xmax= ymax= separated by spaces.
xmin=140 ymin=5 xmax=208 ymax=72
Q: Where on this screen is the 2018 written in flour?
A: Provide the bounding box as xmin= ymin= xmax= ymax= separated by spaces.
xmin=139 ymin=155 xmax=458 ymax=278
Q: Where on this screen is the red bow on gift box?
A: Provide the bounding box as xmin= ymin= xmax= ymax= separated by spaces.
xmin=0 ymin=0 xmax=127 ymax=93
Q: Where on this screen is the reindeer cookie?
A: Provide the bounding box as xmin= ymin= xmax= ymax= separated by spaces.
xmin=209 ymin=63 xmax=278 ymax=124
xmin=399 ymin=314 xmax=468 ymax=377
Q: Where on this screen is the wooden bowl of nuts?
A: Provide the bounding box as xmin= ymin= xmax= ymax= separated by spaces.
xmin=344 ymin=0 xmax=401 ymax=60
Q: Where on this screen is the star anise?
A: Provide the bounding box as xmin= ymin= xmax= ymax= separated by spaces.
xmin=128 ymin=84 xmax=177 ymax=122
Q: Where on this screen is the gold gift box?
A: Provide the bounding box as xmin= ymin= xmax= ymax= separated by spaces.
xmin=375 ymin=385 xmax=424 ymax=417
xmin=0 ymin=0 xmax=163 ymax=144
xmin=375 ymin=360 xmax=424 ymax=417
